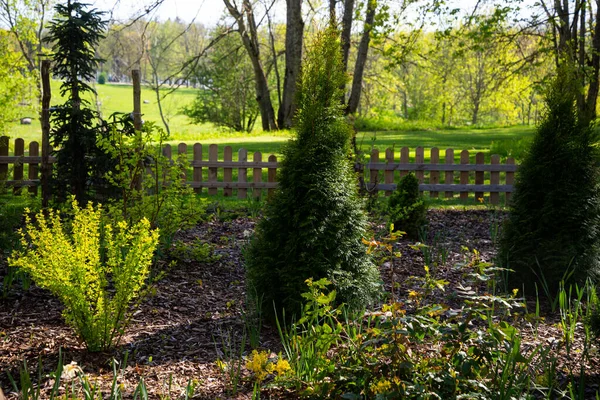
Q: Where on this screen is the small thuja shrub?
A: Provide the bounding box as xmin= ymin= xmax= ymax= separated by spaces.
xmin=9 ymin=199 xmax=159 ymax=352
xmin=499 ymin=64 xmax=600 ymax=295
xmin=387 ymin=173 xmax=427 ymax=238
xmin=244 ymin=28 xmax=381 ymax=321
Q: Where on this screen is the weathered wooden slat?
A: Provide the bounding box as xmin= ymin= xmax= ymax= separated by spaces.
xmin=253 ymin=151 xmax=262 ymax=199
xmin=223 ymin=146 xmax=233 ymax=197
xmin=13 ymin=138 xmax=24 ymax=195
xmin=0 ymin=136 xmax=8 ymax=181
xmin=28 ymin=141 xmax=39 ymax=196
xmin=415 ymin=147 xmax=424 ymax=183
xmin=3 ymin=180 xmax=39 ymax=187
xmin=189 ymin=181 xmax=277 ymax=189
xmin=475 ymin=152 xmax=484 ymax=201
xmin=193 ymin=143 xmax=202 ymax=194
xmin=430 ymin=147 xmax=439 ymax=198
xmin=208 ymin=144 xmax=218 ymax=196
xmin=365 ymin=163 xmax=518 ymax=172
xmin=460 ymin=150 xmax=469 ymax=200
xmin=445 ymin=148 xmax=454 ymax=199
xmin=382 ymin=183 xmax=514 ymax=192
xmin=370 ymin=148 xmax=379 ymax=191
xmin=238 ymin=148 xmax=248 ymax=199
xmin=190 ymin=160 xmax=279 ymax=168
xmin=490 ymin=154 xmax=500 ymax=205
xmin=178 ymin=143 xmax=187 ymax=184
xmin=384 ymin=148 xmax=394 ymax=196
xmin=268 ymin=155 xmax=277 ymax=198
xmin=400 ymin=147 xmax=409 ymax=178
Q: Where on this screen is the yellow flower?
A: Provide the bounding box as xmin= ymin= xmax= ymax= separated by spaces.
xmin=478 ymin=197 xmax=484 ymax=203
xmin=246 ymin=350 xmax=271 ymax=382
xmin=408 ymin=290 xmax=419 ymax=299
xmin=512 ymin=288 xmax=519 ymax=298
xmin=371 ymin=379 xmax=392 ymax=394
xmin=274 ymin=359 xmax=291 ymax=376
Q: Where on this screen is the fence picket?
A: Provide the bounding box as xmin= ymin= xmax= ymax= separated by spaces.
xmin=445 ymin=148 xmax=454 ymax=198
xmin=253 ymin=152 xmax=262 ymax=200
xmin=475 ymin=152 xmax=484 ymax=201
xmin=178 ymin=143 xmax=187 ymax=184
xmin=385 ymin=148 xmax=394 ymax=196
xmin=490 ymin=155 xmax=500 ymax=204
xmin=208 ymin=144 xmax=218 ymax=196
xmin=28 ymin=141 xmax=39 ymax=196
xmin=430 ymin=147 xmax=439 ymax=198
xmin=460 ymin=150 xmax=469 ymax=200
xmin=193 ymin=143 xmax=202 ymax=194
xmin=415 ymin=147 xmax=424 ymax=185
xmin=370 ymin=148 xmax=379 ymax=192
xmin=268 ymin=155 xmax=277 ymax=198
xmin=224 ymin=146 xmax=233 ymax=197
xmin=238 ymin=148 xmax=248 ymax=199
xmin=400 ymin=147 xmax=409 ymax=178
xmin=0 ymin=136 xmax=7 ymax=182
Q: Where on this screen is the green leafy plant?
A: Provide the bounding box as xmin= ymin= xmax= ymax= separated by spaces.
xmin=244 ymin=27 xmax=380 ymax=321
xmin=100 ymin=118 xmax=206 ymax=254
xmin=388 ymin=173 xmax=427 ymax=239
xmin=9 ymin=199 xmax=159 ymax=351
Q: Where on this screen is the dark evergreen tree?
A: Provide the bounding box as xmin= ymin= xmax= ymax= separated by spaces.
xmin=499 ymin=65 xmax=600 ymax=294
xmin=244 ymin=28 xmax=381 ymax=320
xmin=46 ymin=0 xmax=108 ymax=203
xmin=387 ymin=173 xmax=427 ymax=239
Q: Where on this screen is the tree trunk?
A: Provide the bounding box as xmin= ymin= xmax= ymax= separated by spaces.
xmin=223 ymin=0 xmax=278 ymax=131
xmin=340 ymin=0 xmax=355 ymax=72
xmin=345 ymin=0 xmax=376 ymax=115
xmin=278 ymin=0 xmax=303 ymax=129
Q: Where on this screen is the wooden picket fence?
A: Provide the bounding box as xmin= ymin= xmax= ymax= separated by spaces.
xmin=0 ymin=137 xmax=517 ymax=204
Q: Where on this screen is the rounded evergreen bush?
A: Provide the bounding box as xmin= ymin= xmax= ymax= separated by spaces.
xmin=499 ymin=65 xmax=600 ymax=295
xmin=387 ymin=173 xmax=427 ymax=238
xmin=244 ymin=28 xmax=381 ymax=321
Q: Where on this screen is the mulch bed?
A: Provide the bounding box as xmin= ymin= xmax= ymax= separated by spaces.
xmin=1 ymin=209 xmax=599 ymax=399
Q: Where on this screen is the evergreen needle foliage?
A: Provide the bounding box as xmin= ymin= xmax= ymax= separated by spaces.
xmin=499 ymin=65 xmax=600 ymax=294
xmin=9 ymin=200 xmax=159 ymax=352
xmin=46 ymin=0 xmax=110 ymax=203
xmin=244 ymin=28 xmax=381 ymax=321
xmin=387 ymin=173 xmax=427 ymax=238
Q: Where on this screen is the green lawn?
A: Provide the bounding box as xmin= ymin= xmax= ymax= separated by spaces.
xmin=3 ymin=81 xmax=535 ymax=164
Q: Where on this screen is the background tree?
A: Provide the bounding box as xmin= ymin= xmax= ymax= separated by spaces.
xmin=499 ymin=63 xmax=600 ymax=294
xmin=244 ymin=27 xmax=380 ymax=320
xmin=46 ymin=0 xmax=108 ymax=203
xmin=184 ymin=31 xmax=259 ymax=132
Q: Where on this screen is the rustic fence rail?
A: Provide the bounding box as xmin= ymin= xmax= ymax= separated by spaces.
xmin=0 ymin=137 xmax=517 ymax=204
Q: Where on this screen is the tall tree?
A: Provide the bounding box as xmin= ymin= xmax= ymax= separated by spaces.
xmin=223 ymin=0 xmax=278 ymax=131
xmin=278 ymin=0 xmax=303 ymax=128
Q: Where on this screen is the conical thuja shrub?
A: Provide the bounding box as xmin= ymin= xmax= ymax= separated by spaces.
xmin=499 ymin=65 xmax=600 ymax=295
xmin=244 ymin=28 xmax=381 ymax=320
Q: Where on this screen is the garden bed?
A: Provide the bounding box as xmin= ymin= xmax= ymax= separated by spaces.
xmin=1 ymin=209 xmax=599 ymax=398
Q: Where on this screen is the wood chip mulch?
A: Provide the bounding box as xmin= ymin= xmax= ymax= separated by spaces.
xmin=1 ymin=209 xmax=599 ymax=398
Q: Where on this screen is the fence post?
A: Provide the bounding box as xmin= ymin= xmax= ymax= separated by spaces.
xmin=208 ymin=144 xmax=218 ymax=196
xmin=475 ymin=152 xmax=484 ymax=201
xmin=0 ymin=136 xmax=7 ymax=183
xmin=193 ymin=144 xmax=203 ymax=194
xmin=385 ymin=148 xmax=394 ymax=196
xmin=28 ymin=141 xmax=39 ymax=196
xmin=445 ymin=148 xmax=454 ymax=198
xmin=41 ymin=60 xmax=51 ymax=207
xmin=13 ymin=138 xmax=24 ymax=195
xmin=162 ymin=144 xmax=172 ymax=187
xmin=238 ymin=148 xmax=248 ymax=199
xmin=132 ymin=70 xmax=143 ymax=131
xmin=460 ymin=150 xmax=469 ymax=200
xmin=253 ymin=152 xmax=262 ymax=200
xmin=490 ymin=154 xmax=500 ymax=205
xmin=268 ymin=155 xmax=277 ymax=198
xmin=429 ymin=147 xmax=439 ymax=198
xmin=400 ymin=147 xmax=409 ymax=179
xmin=506 ymin=157 xmax=515 ymax=204
xmin=223 ymin=146 xmax=233 ymax=197
xmin=370 ymin=148 xmax=379 ymax=192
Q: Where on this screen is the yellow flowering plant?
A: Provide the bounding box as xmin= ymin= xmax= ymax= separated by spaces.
xmin=9 ymin=199 xmax=159 ymax=351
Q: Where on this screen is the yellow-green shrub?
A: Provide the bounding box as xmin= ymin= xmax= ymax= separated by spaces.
xmin=9 ymin=200 xmax=159 ymax=352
